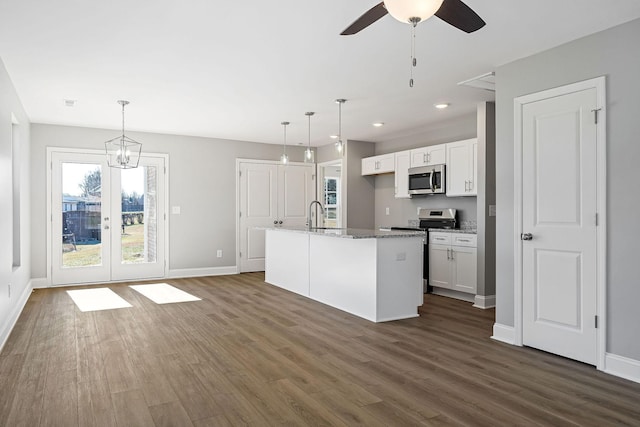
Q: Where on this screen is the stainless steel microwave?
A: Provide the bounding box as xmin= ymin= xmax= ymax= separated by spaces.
xmin=408 ymin=164 xmax=445 ymax=195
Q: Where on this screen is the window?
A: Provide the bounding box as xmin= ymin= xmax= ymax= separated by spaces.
xmin=323 ymin=177 xmax=339 ymax=226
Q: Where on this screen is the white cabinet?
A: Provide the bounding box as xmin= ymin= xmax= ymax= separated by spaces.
xmin=410 ymin=144 xmax=446 ymax=168
xmin=429 ymin=232 xmax=477 ymax=294
xmin=446 ymin=138 xmax=477 ymax=197
xmin=362 ymin=153 xmax=395 ymax=175
xmin=394 ymin=150 xmax=411 ymax=198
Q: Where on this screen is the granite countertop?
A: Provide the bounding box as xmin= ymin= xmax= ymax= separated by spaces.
xmin=263 ymin=226 xmax=426 ymax=239
xmin=428 ymin=228 xmax=477 ymax=234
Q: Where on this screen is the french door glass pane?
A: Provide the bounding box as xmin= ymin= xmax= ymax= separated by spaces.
xmin=121 ymin=166 xmax=157 ymax=264
xmin=61 ymin=163 xmax=102 ymax=268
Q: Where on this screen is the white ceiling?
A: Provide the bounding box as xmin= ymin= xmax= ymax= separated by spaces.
xmin=1 ymin=0 xmax=640 ymax=147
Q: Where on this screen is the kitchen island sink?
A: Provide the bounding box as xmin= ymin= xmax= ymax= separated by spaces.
xmin=264 ymin=227 xmax=425 ymax=322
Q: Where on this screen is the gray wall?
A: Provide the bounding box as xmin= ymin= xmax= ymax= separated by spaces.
xmin=0 ymin=58 xmax=31 ymax=347
xmin=344 ymin=140 xmax=375 ymax=229
xmin=372 ymin=113 xmax=478 ymax=229
xmin=477 ymin=102 xmax=496 ymax=297
xmin=30 ymin=124 xmax=309 ymax=279
xmin=495 ymin=18 xmax=640 ymax=359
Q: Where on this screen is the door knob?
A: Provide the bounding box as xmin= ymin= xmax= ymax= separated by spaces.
xmin=521 ymin=233 xmax=533 ymax=241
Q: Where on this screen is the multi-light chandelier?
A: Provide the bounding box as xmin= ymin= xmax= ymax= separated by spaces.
xmin=104 ymin=100 xmax=142 ymax=169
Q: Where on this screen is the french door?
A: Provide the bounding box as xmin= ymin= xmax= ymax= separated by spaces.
xmin=50 ymin=150 xmax=166 ymax=286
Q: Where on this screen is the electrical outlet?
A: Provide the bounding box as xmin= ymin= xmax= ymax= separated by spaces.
xmin=216 ymin=249 xmax=223 ymax=258
xmin=385 ymin=207 xmax=390 ymax=215
xmin=396 ymin=252 xmax=406 ymax=261
xmin=172 ymin=206 xmax=181 ymax=215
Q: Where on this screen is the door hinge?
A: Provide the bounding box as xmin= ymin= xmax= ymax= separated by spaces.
xmin=591 ymin=108 xmax=602 ymax=124
xmin=239 ymin=170 xmax=242 ymax=177
xmin=595 ymin=315 xmax=598 ymax=329
xmin=239 ymin=252 xmax=242 ymax=258
xmin=239 ymin=211 xmax=242 ymax=217
xmin=595 ymin=213 xmax=598 ymax=226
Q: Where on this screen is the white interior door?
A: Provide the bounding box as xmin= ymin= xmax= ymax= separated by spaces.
xmin=239 ymin=162 xmax=278 ymax=272
xmin=521 ymin=86 xmax=598 ymax=365
xmin=278 ymin=164 xmax=314 ymax=227
xmin=238 ymin=161 xmax=315 ymax=272
xmin=51 ymin=151 xmax=166 ymax=286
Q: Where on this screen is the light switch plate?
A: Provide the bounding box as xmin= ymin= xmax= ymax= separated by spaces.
xmin=172 ymin=206 xmax=181 ymax=215
xmin=489 ymin=205 xmax=496 ymax=217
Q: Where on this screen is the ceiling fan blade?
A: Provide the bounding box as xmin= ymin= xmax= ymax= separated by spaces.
xmin=340 ymin=2 xmax=388 ymax=35
xmin=435 ymin=0 xmax=485 ymax=33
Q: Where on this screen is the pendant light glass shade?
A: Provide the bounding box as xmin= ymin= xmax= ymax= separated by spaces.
xmin=280 ymin=121 xmax=290 ymax=165
xmin=335 ymin=99 xmax=346 ymax=155
xmin=304 ymin=112 xmax=315 ymax=164
xmin=104 ymin=100 xmax=142 ymax=169
xmin=384 ymin=0 xmax=444 ymax=23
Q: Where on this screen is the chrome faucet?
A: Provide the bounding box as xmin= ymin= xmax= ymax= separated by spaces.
xmin=308 ymin=200 xmax=324 ymax=229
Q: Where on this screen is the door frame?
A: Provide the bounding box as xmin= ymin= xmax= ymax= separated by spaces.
xmin=316 ymin=159 xmax=345 ymax=228
xmin=513 ymin=76 xmax=607 ymax=369
xmin=46 ymin=147 xmax=170 ymax=287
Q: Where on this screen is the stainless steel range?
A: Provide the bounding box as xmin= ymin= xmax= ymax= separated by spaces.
xmin=390 ymin=208 xmax=457 ymax=293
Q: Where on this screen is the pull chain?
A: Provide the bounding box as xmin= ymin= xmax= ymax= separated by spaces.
xmin=409 ymin=18 xmax=420 ymax=88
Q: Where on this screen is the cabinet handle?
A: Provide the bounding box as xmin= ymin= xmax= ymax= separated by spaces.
xmin=450 ymin=249 xmax=455 ymax=260
xmin=458 ymin=239 xmax=470 ymax=242
xmin=469 ymin=180 xmax=473 ymax=191
xmin=446 ymin=248 xmax=450 ymax=260
xmin=428 ymin=152 xmax=431 ymax=163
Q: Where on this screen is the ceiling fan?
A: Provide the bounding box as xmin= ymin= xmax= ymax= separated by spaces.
xmin=341 ymin=0 xmax=485 ymax=87
xmin=341 ymin=0 xmax=485 ymax=36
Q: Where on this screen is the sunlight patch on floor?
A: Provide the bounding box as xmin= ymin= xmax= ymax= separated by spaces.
xmin=129 ymin=283 xmax=201 ymax=304
xmin=67 ymin=288 xmax=133 ymax=312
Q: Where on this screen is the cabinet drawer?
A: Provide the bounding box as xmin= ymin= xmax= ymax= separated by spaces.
xmin=429 ymin=233 xmax=451 ymax=245
xmin=452 ymin=234 xmax=477 ymax=247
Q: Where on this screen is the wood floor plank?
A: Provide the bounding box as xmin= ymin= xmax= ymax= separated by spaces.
xmin=0 ymin=273 xmax=639 ymax=426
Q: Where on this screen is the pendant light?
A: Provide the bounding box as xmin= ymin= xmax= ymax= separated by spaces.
xmin=280 ymin=121 xmax=290 ymax=164
xmin=304 ymin=112 xmax=315 ymax=163
xmin=335 ymin=99 xmax=347 ymax=154
xmin=104 ymin=100 xmax=142 ymax=168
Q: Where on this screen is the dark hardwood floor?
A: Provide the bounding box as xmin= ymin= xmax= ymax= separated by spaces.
xmin=1 ymin=272 xmax=639 ymax=426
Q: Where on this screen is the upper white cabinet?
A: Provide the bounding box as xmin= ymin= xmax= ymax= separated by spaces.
xmin=361 ymin=153 xmax=395 ymax=176
xmin=394 ymin=150 xmax=411 ymax=198
xmin=409 ymin=144 xmax=446 ymax=168
xmin=446 ymin=138 xmax=477 ymax=197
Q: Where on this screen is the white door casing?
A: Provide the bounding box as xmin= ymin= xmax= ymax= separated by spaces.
xmin=48 ymin=148 xmax=168 ymax=286
xmin=237 ymin=160 xmax=314 ymax=273
xmin=514 ymin=77 xmax=606 ymax=368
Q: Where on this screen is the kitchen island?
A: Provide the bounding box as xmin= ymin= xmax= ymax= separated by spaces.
xmin=264 ymin=227 xmax=425 ymax=322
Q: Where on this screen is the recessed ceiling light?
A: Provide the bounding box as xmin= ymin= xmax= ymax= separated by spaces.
xmin=64 ymin=99 xmax=77 ymax=107
xmin=329 ymin=135 xmax=338 ymax=139
xmin=434 ymin=103 xmax=449 ymax=109
xmin=372 ymin=122 xmax=384 ymax=127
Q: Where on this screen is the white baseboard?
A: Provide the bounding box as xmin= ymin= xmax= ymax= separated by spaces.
xmin=491 ymin=323 xmax=516 ymax=345
xmin=30 ymin=277 xmax=49 ymax=289
xmin=168 ymin=266 xmax=239 ymax=279
xmin=473 ymin=294 xmax=496 ymax=309
xmin=431 ymin=287 xmax=475 ymax=303
xmin=0 ymin=280 xmax=34 ymax=353
xmin=605 ymin=353 xmax=640 ymax=384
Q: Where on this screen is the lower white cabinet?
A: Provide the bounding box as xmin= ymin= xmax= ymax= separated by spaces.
xmin=429 ymin=232 xmax=477 ymax=294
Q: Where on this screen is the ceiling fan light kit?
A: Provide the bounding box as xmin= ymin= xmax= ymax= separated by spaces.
xmin=384 ymin=0 xmax=444 ymax=24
